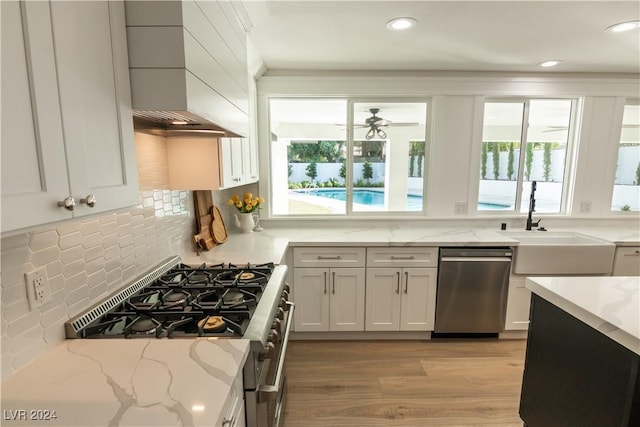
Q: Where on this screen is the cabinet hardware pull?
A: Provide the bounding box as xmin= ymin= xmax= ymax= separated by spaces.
xmin=332 ymin=271 xmax=336 ymax=294
xmin=323 ymin=272 xmax=327 ymax=294
xmin=390 ymin=255 xmax=415 ymax=260
xmin=80 ymin=194 xmax=96 ymax=208
xmin=317 ymin=255 xmax=342 ymax=260
xmin=404 ymin=271 xmax=409 ymax=294
xmin=623 ymin=251 xmax=640 ymax=256
xmin=396 ymin=271 xmax=400 ymax=294
xmin=57 ymin=197 xmax=76 ymax=211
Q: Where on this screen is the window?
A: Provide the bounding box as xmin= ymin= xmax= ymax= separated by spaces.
xmin=269 ymin=99 xmax=428 ymax=216
xmin=478 ymin=99 xmax=575 ymax=214
xmin=611 ymin=101 xmax=640 ymax=212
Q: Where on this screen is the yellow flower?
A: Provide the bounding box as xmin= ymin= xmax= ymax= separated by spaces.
xmin=244 ymin=192 xmax=252 ymax=200
xmin=235 ymin=201 xmax=243 ymax=209
xmin=257 ymin=197 xmax=265 ymax=204
xmin=227 ymin=198 xmax=235 ymax=206
xmin=232 ymin=194 xmax=240 ymax=202
xmin=246 ymin=201 xmax=253 ymax=210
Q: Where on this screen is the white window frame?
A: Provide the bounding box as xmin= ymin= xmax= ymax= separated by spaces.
xmin=266 ymin=97 xmax=432 ymax=218
xmin=474 ymin=97 xmax=580 ymax=216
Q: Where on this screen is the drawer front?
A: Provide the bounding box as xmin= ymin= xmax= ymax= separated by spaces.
xmin=217 ymin=370 xmax=244 ymax=427
xmin=366 ymin=247 xmax=438 ymax=268
xmin=293 ymin=247 xmax=365 ymax=267
xmin=612 ymin=246 xmax=640 ymax=276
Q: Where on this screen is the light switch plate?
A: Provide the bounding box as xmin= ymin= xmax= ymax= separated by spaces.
xmin=25 ymin=267 xmax=52 ymax=310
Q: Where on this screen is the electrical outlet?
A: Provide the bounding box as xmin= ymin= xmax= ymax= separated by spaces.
xmin=25 ymin=267 xmax=52 ymax=310
xmin=580 ymin=201 xmax=592 ymax=213
xmin=454 ymin=201 xmax=467 ymax=214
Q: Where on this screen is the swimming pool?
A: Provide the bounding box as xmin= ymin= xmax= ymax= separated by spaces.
xmin=293 ymin=188 xmax=510 ymax=211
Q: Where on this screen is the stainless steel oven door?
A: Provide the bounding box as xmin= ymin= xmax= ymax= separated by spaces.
xmin=246 ymin=301 xmax=295 ymax=427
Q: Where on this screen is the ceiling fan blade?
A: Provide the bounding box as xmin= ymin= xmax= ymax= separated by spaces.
xmin=386 ymin=122 xmax=421 ymax=127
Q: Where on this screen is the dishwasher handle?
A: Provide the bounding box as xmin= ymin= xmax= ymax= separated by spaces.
xmin=440 ymin=257 xmax=512 ymax=262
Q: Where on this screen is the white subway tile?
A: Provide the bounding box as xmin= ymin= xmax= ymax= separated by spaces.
xmin=29 ymin=230 xmax=59 ymax=251
xmin=84 ymin=244 xmax=104 ymax=262
xmin=56 ymin=220 xmax=81 ymax=236
xmin=4 ymin=300 xmax=30 ymax=323
xmin=80 ymin=219 xmax=101 ymax=236
xmin=45 ymin=260 xmax=63 ymax=278
xmin=67 ymin=298 xmax=91 ymax=318
xmin=2 ymin=283 xmax=27 ymax=306
xmin=11 ymin=340 xmax=46 ymax=371
xmin=43 ymin=319 xmax=66 ymax=346
xmin=62 ymin=259 xmax=86 ymax=279
xmin=7 ymin=311 xmax=41 ymax=338
xmin=87 ymin=269 xmax=106 ymax=288
xmin=41 ymin=303 xmax=68 ymax=326
xmin=1 ymin=265 xmax=28 ymax=289
xmin=60 ymin=245 xmax=84 ymax=265
xmin=1 ymin=233 xmax=30 ymax=252
xmin=47 ymin=274 xmax=65 ymax=293
xmin=64 ymin=272 xmax=88 ymax=292
xmin=81 ymin=232 xmax=101 ymax=249
xmin=59 ymin=231 xmax=83 ymax=250
xmin=10 ymin=325 xmax=44 ymax=354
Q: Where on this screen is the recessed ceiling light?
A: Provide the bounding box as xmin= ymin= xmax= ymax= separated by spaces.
xmin=171 ymin=120 xmax=189 ymax=125
xmin=539 ymin=60 xmax=562 ymax=68
xmin=386 ymin=17 xmax=416 ymax=31
xmin=606 ymin=20 xmax=640 ymax=33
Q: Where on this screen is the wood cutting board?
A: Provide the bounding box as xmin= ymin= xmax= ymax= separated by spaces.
xmin=211 ymin=206 xmax=228 ymax=243
xmin=193 ymin=191 xmax=215 ymax=250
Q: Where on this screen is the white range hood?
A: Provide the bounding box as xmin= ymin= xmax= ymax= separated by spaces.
xmin=125 ymin=0 xmax=251 ymax=137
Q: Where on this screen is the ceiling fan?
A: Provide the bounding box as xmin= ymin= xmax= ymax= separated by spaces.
xmin=356 ymin=108 xmax=419 ymax=140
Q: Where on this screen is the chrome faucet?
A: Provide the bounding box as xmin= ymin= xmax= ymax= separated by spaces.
xmin=525 ymin=181 xmax=541 ymax=231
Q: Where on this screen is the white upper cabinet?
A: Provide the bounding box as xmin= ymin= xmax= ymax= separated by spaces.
xmin=219 ymin=137 xmax=259 ymax=189
xmin=1 ymin=1 xmax=138 ymax=233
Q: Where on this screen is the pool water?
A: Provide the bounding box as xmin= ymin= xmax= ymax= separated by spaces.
xmin=295 ymin=188 xmax=510 ymax=211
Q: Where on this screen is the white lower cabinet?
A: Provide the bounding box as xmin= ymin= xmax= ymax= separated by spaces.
xmin=365 ymin=267 xmax=436 ymax=331
xmin=504 ymin=275 xmax=532 ymax=331
xmin=612 ymin=247 xmax=640 ymax=276
xmin=293 ymin=267 xmax=365 ymax=332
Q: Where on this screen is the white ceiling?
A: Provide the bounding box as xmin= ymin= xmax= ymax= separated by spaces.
xmin=242 ymin=0 xmax=640 ymax=74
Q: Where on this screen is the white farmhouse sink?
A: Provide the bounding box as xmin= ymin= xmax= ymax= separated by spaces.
xmin=505 ymin=231 xmax=616 ymax=275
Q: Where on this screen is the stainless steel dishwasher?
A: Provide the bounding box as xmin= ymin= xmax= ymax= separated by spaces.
xmin=435 ymin=247 xmax=512 ymax=333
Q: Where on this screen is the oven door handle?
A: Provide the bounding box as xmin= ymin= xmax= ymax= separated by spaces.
xmin=257 ymin=301 xmax=295 ymax=403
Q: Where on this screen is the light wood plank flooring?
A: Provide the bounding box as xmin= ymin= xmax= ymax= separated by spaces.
xmin=282 ymin=339 xmax=527 ymax=427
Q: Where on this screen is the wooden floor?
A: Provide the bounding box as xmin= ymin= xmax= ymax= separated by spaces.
xmin=282 ymin=339 xmax=527 ymax=427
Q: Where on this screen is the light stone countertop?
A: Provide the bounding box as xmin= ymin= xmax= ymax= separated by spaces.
xmin=0 ymin=339 xmax=250 ymax=426
xmin=526 ymin=276 xmax=640 ymax=355
xmin=185 ymin=225 xmax=640 ymax=265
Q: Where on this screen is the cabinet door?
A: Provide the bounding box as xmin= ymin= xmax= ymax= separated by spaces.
xmin=329 ymin=268 xmax=365 ymax=331
xmin=400 ymin=268 xmax=437 ymax=331
xmin=245 ymin=137 xmax=259 ymax=184
xmin=365 ymin=268 xmax=401 ymax=331
xmin=293 ymin=268 xmax=330 ymax=331
xmin=51 ymin=1 xmax=139 ymax=215
xmin=504 ymin=275 xmax=532 ymax=330
xmin=612 ymin=247 xmax=640 ymax=276
xmin=220 ymin=137 xmax=244 ymax=188
xmin=1 ymin=1 xmax=71 ymax=231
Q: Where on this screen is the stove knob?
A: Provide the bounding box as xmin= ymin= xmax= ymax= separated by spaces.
xmin=258 ymin=342 xmax=275 ymax=361
xmin=283 ymin=283 xmax=290 ymax=293
xmin=269 ymin=328 xmax=280 ymax=344
xmin=272 ymin=318 xmax=282 ymax=333
xmin=277 ymin=307 xmax=285 ymax=320
xmin=280 ymin=297 xmax=287 ymax=307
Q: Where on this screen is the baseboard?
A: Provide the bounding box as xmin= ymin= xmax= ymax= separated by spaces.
xmin=499 ymin=330 xmax=529 ymax=339
xmin=290 ymin=331 xmax=432 ymax=340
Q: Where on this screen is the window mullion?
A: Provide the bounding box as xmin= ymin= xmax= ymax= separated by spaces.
xmin=514 ymin=100 xmax=530 ymax=213
xmin=346 ymin=100 xmax=354 ymax=214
